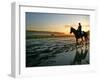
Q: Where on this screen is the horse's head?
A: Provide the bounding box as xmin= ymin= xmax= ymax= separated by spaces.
xmin=70 ymin=27 xmax=73 ymax=34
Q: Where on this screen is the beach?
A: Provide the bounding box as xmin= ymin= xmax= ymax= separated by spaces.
xmin=26 ymin=36 xmax=89 ymax=67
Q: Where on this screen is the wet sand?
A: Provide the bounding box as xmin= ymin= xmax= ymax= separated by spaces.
xmin=26 ymin=37 xmax=89 ymax=67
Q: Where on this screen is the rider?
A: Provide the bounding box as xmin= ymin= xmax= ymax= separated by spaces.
xmin=77 ymin=23 xmax=82 ymax=35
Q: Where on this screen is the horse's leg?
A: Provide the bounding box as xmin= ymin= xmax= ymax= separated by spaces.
xmin=76 ymin=38 xmax=78 ymax=45
xmin=85 ymin=36 xmax=88 ymax=45
xmin=87 ymin=36 xmax=89 ymax=43
xmin=81 ymin=37 xmax=84 ymax=45
xmin=84 ymin=37 xmax=87 ymax=45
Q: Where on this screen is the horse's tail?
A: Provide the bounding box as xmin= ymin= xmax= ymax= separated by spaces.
xmin=83 ymin=31 xmax=89 ymax=42
xmin=83 ymin=31 xmax=89 ymax=36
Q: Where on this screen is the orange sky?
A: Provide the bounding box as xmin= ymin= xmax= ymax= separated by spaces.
xmin=26 ymin=13 xmax=90 ymax=35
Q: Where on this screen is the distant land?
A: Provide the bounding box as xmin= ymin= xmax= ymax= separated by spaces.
xmin=26 ymin=30 xmax=74 ymax=39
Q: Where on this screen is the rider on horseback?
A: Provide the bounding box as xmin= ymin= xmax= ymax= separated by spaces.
xmin=77 ymin=23 xmax=83 ymax=36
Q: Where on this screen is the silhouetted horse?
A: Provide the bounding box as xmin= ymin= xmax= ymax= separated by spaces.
xmin=70 ymin=27 xmax=89 ymax=45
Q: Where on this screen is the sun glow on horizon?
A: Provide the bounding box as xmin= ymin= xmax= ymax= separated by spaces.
xmin=27 ymin=24 xmax=89 ymax=35
xmin=26 ymin=12 xmax=90 ymax=35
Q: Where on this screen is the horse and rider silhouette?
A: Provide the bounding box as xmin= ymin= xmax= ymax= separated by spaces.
xmin=70 ymin=23 xmax=89 ymax=45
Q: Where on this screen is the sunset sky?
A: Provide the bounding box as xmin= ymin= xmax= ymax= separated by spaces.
xmin=26 ymin=12 xmax=90 ymax=34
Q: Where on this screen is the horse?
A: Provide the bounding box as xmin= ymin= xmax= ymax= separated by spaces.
xmin=70 ymin=27 xmax=89 ymax=45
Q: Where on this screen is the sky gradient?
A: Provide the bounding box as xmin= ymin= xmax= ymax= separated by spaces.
xmin=26 ymin=12 xmax=90 ymax=34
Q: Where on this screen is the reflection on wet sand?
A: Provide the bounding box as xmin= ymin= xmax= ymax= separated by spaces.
xmin=26 ymin=37 xmax=89 ymax=67
xmin=71 ymin=45 xmax=89 ymax=65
